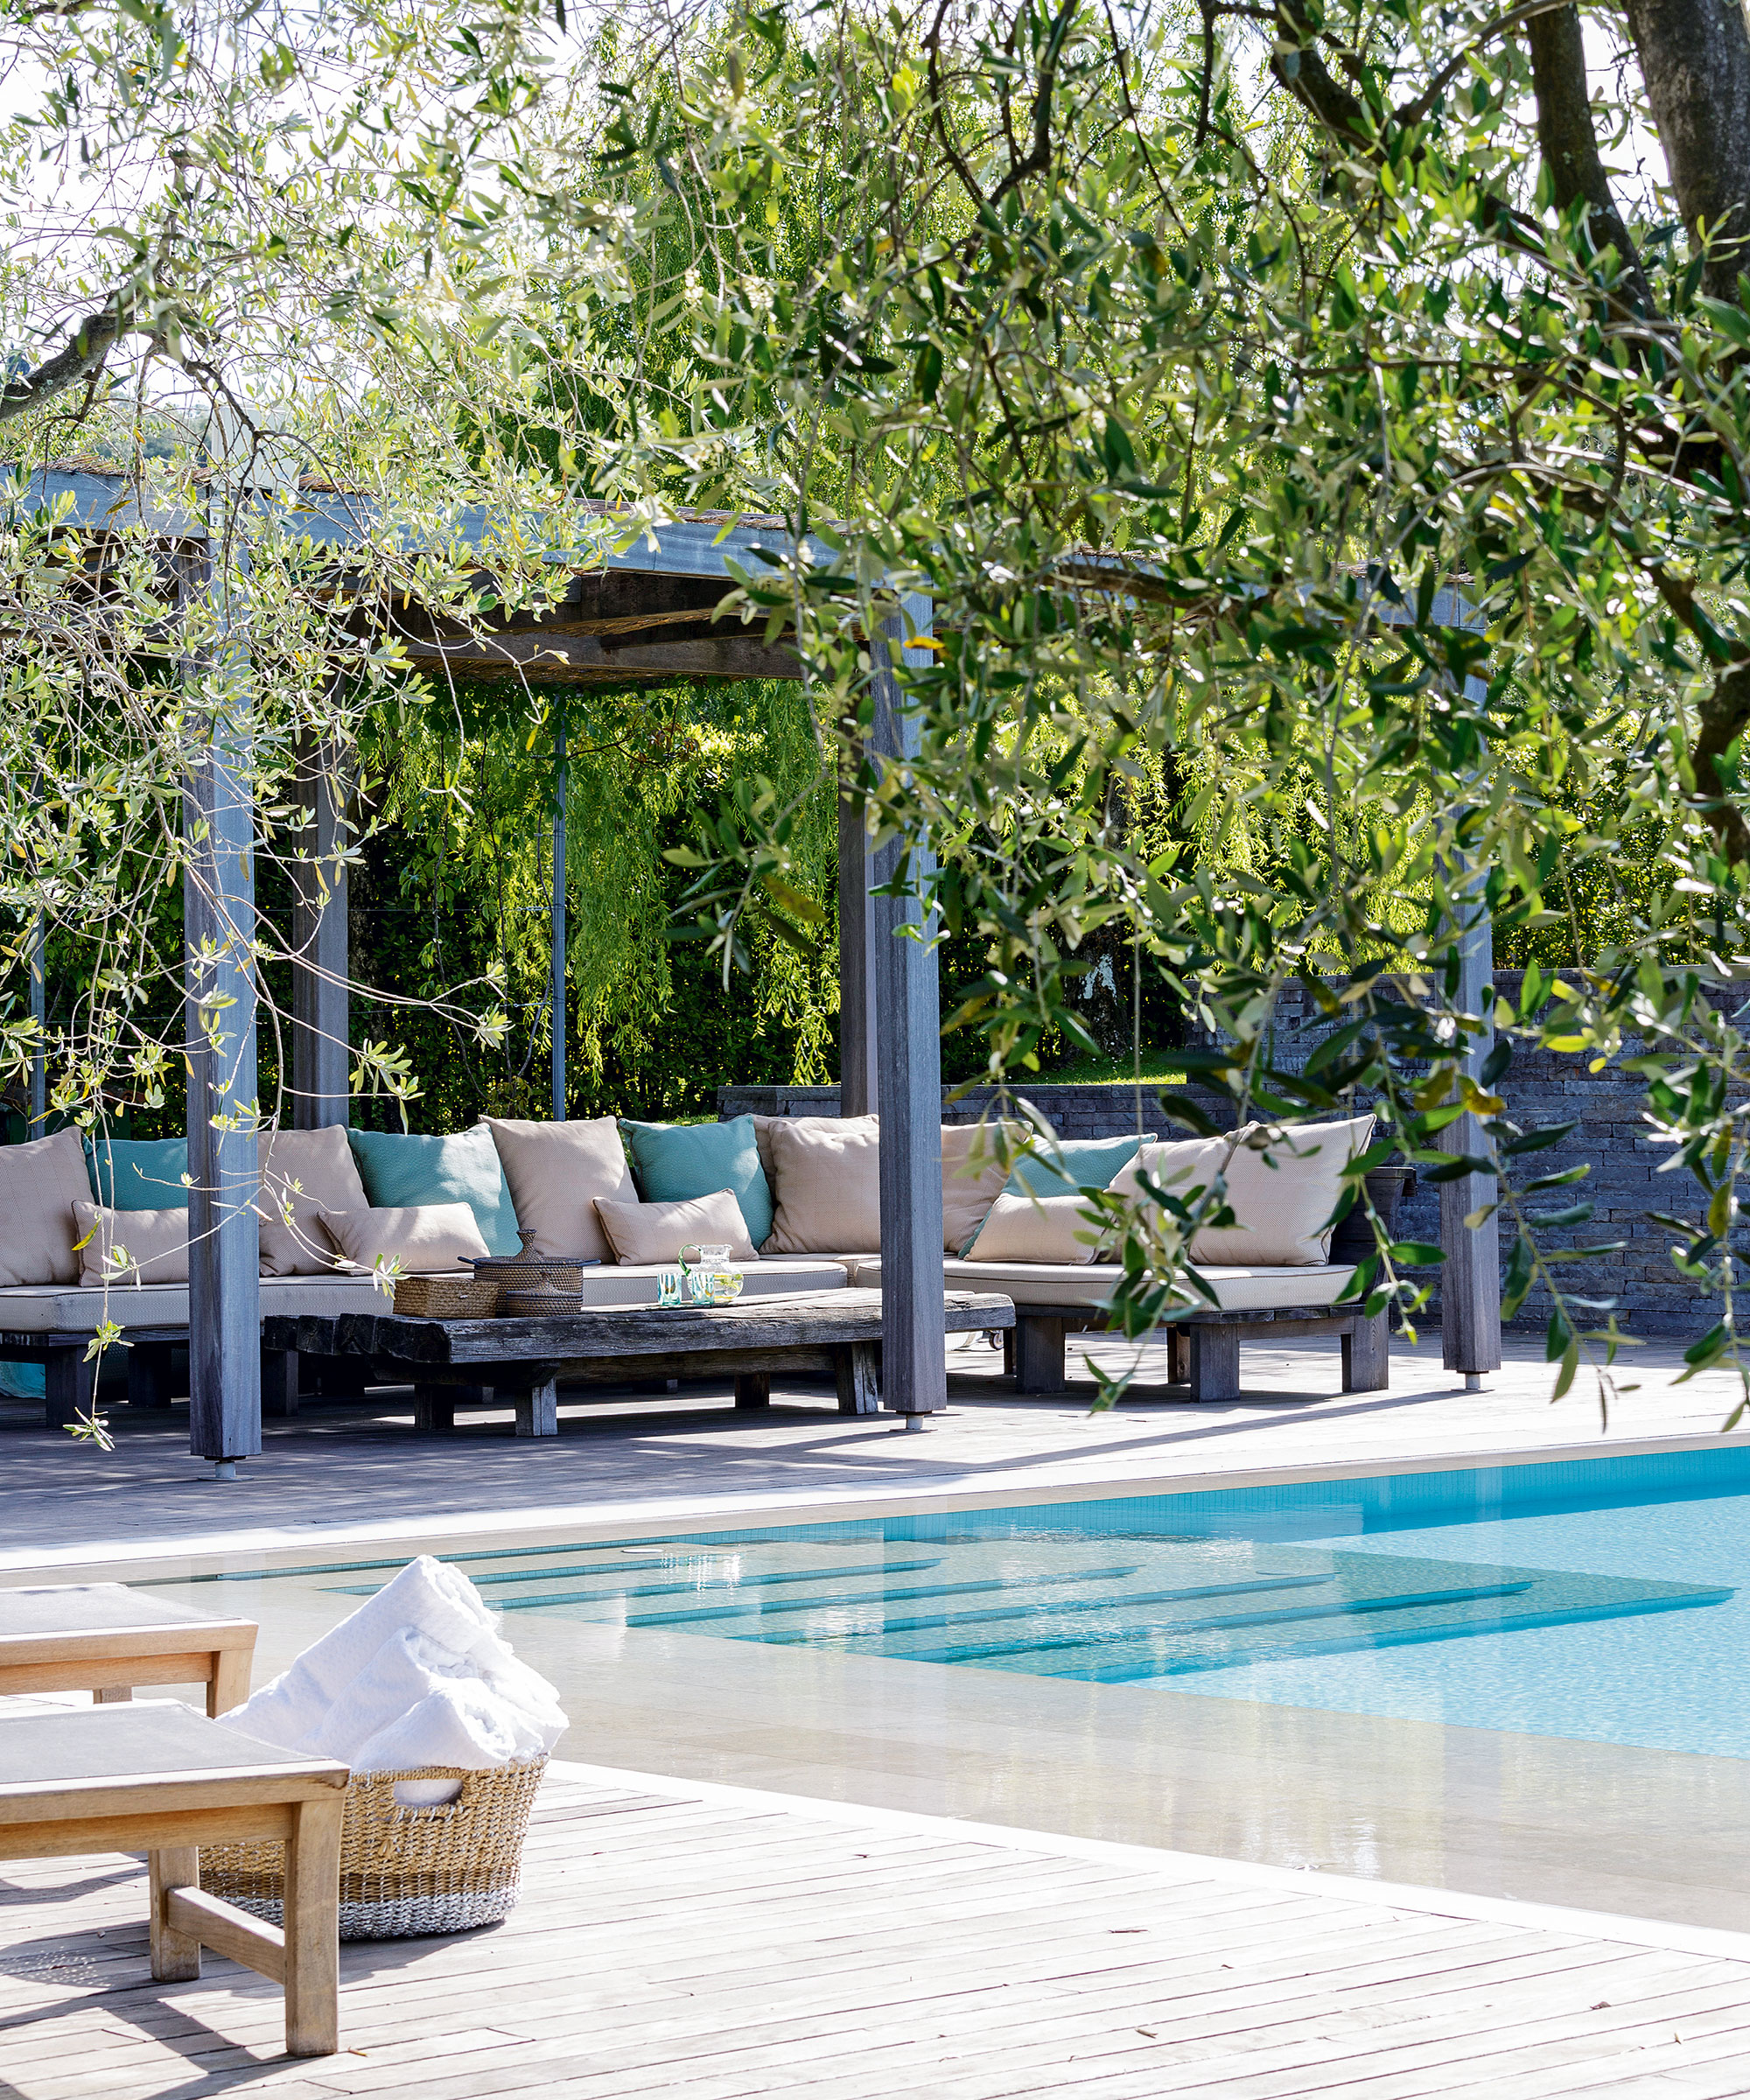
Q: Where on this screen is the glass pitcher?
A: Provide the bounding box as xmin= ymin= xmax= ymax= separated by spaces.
xmin=680 ymin=1242 xmax=745 ymax=1306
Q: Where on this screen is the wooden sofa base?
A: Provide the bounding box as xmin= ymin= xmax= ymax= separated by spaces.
xmin=1006 ymin=1303 xmax=1390 ymax=1401
xmin=0 ymin=1331 xmax=368 ymax=1431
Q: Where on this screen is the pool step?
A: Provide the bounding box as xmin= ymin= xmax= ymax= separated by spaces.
xmin=884 ymin=1555 xmax=1732 ymax=1680
xmin=620 ymin=1564 xmax=1147 ymax=1628
xmin=751 ymin=1572 xmax=1338 ymax=1642
xmin=292 ymin=1535 xmax=1733 ymax=1690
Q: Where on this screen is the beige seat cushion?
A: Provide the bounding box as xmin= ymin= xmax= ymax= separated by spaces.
xmin=73 ymin=1202 xmax=190 ymax=1286
xmin=0 ymin=1275 xmax=407 ymax=1334
xmin=940 ymin=1122 xmax=1018 ymax=1255
xmin=1110 ymin=1114 xmax=1376 ymax=1265
xmin=258 ymin=1125 xmax=369 ymax=1277
xmin=942 ymin=1256 xmax=1356 ymax=1312
xmin=762 ymin=1116 xmax=881 ymax=1255
xmin=962 ymin=1192 xmax=1102 ymax=1264
xmin=0 ymin=1128 xmax=94 ymax=1286
xmin=318 ymin=1202 xmax=489 ymax=1275
xmin=595 ymin=1190 xmax=758 ymax=1265
xmin=0 ymin=1261 xmax=856 ymax=1334
xmin=486 ymin=1117 xmax=634 ymax=1263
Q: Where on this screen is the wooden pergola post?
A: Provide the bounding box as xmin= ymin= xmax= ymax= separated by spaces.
xmin=1438 ymin=862 xmax=1503 ymax=1386
xmin=836 ymin=776 xmax=880 ymax=1118
xmin=184 ymin=533 xmax=262 ymax=1470
xmin=289 ymin=739 xmax=350 ymax=1131
xmin=1432 ymin=588 xmax=1502 ymax=1387
xmin=27 ymin=907 xmax=44 ymax=1130
xmin=870 ymin=592 xmax=944 ymax=1427
xmin=551 ymin=710 xmax=568 ymax=1121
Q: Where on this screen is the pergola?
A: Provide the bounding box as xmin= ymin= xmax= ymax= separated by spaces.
xmin=15 ymin=466 xmax=1498 ymax=1464
xmin=20 ymin=466 xmax=942 ymax=1461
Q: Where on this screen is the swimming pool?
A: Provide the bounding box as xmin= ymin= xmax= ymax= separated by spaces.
xmin=166 ymin=1444 xmax=1750 ymax=1763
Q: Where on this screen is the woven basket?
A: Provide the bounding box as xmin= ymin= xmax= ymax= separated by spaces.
xmin=500 ymin=1285 xmax=584 ymax=1318
xmin=392 ymin=1275 xmax=502 ymax=1320
xmin=200 ymin=1756 xmax=547 ymax=1940
xmin=470 ymin=1233 xmax=596 ymax=1298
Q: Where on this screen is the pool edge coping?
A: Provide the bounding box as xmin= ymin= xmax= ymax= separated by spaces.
xmin=8 ymin=1424 xmax=1748 ymax=1584
xmin=549 ymin=1755 xmax=1750 ymax=1964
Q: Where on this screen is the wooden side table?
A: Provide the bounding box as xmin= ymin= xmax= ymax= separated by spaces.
xmin=0 ymin=1583 xmax=257 ymax=1715
xmin=0 ymin=1704 xmax=347 ymax=2055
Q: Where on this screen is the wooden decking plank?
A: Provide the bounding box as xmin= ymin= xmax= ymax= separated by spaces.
xmin=3 ymin=1777 xmax=1746 ymax=2100
xmin=913 ymin=1984 xmax=1750 ymax=2100
xmin=284 ymin=1950 xmax=1744 ymax=2100
xmin=350 ymin=1940 xmax=1747 ymax=2100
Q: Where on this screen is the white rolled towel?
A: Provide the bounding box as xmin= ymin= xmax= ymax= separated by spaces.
xmin=220 ymin=1555 xmax=556 ymax=1757
xmin=352 ymin=1679 xmax=535 ymax=1775
xmin=304 ymin=1627 xmax=564 ymax=1764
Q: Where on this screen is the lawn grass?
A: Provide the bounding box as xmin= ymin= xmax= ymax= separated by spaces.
xmin=1027 ymin=1049 xmax=1188 ymax=1087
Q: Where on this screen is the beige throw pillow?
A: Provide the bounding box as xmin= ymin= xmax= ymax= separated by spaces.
xmin=762 ymin=1115 xmax=881 ymax=1254
xmin=1112 ymin=1115 xmax=1376 ymax=1265
xmin=595 ymin=1189 xmax=759 ymax=1265
xmin=0 ymin=1126 xmax=94 ymax=1286
xmin=73 ymin=1201 xmax=190 ymax=1286
xmin=258 ymin=1124 xmax=369 ymax=1277
xmin=750 ymin=1113 xmax=846 ymax=1190
xmin=318 ymin=1202 xmax=489 ymax=1275
xmin=486 ymin=1116 xmax=634 ymax=1263
xmin=964 ymin=1191 xmax=1102 ymax=1264
xmin=1107 ymin=1133 xmax=1228 ymax=1209
xmin=940 ymin=1121 xmax=1018 ymax=1256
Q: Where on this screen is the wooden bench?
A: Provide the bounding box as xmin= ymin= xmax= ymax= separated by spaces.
xmin=0 ymin=1583 xmax=257 ymax=1714
xmin=0 ymin=1703 xmax=347 ymax=2056
xmin=1008 ymin=1301 xmax=1390 ymax=1399
xmin=995 ymin=1164 xmax=1413 ymax=1401
xmin=262 ymin=1287 xmax=1016 ymax=1436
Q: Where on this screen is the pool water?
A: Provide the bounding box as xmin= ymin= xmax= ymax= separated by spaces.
xmin=158 ymin=1446 xmax=1750 ymax=1761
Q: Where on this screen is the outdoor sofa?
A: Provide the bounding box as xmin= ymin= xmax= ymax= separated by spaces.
xmin=0 ymin=1102 xmax=1396 ymax=1426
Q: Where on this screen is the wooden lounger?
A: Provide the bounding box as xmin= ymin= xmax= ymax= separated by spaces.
xmin=0 ymin=1582 xmax=257 ymax=1714
xmin=0 ymin=1703 xmax=347 ymax=2056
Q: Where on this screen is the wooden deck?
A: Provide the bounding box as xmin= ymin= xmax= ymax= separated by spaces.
xmin=4 ymin=1762 xmax=1750 ymax=2098
xmin=4 ymin=1328 xmax=1748 ymax=1574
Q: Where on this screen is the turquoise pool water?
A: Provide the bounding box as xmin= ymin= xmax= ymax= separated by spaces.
xmin=175 ymin=1446 xmax=1750 ymax=1760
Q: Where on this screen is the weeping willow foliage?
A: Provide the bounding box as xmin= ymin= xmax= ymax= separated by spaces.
xmin=356 ymin=676 xmax=837 ymax=1115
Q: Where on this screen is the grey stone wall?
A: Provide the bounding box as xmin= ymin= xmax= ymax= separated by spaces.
xmin=719 ymin=970 xmax=1718 ymax=1337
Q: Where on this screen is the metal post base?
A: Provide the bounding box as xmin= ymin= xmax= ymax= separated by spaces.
xmin=895 ymin=1413 xmax=933 ymax=1432
xmin=1464 ymin=1373 xmax=1484 ymax=1392
xmin=211 ymin=1460 xmax=239 ymax=1480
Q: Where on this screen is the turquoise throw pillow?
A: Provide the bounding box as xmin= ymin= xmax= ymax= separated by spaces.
xmin=621 ymin=1115 xmax=775 ymax=1247
xmin=1004 ymin=1132 xmax=1142 ymax=1200
xmin=86 ymin=1135 xmax=190 ymax=1211
xmin=346 ymin=1125 xmax=522 ymax=1256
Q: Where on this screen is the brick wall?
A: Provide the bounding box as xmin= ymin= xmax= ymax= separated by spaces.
xmin=720 ymin=970 xmax=1716 ymax=1336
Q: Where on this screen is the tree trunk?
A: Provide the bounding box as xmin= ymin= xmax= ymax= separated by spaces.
xmin=1620 ymin=0 xmax=1750 ymax=302
xmin=1693 ymin=662 xmax=1750 ymax=866
xmin=1526 ymin=4 xmax=1653 ymax=314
